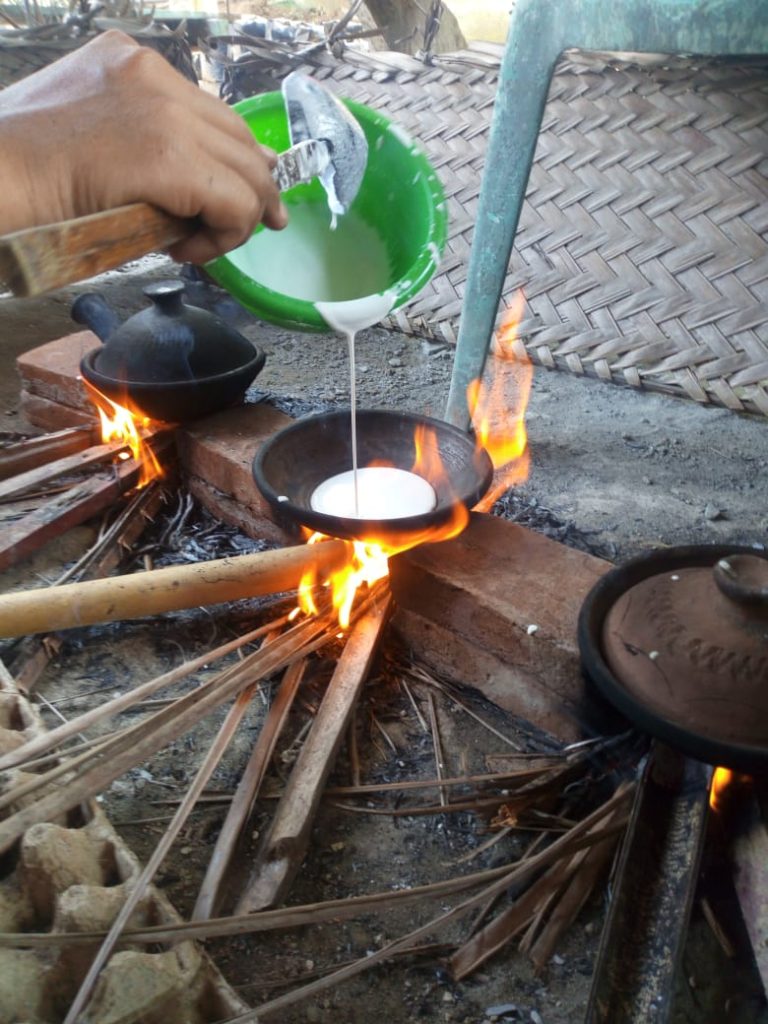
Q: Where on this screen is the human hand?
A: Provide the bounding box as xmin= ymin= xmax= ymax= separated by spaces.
xmin=0 ymin=30 xmax=288 ymax=263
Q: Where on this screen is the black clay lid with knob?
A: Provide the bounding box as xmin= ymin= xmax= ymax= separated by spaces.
xmin=72 ymin=280 xmax=258 ymax=384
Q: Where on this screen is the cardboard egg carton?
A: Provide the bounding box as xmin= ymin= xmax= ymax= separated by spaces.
xmin=0 ymin=670 xmax=250 ymax=1024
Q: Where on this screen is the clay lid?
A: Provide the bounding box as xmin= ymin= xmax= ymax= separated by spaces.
xmin=579 ymin=545 xmax=768 ymax=770
xmin=602 ymin=554 xmax=768 ymax=748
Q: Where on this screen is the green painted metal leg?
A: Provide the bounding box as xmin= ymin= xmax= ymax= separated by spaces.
xmin=444 ymin=28 xmax=561 ymax=428
xmin=444 ymin=0 xmax=768 ymax=430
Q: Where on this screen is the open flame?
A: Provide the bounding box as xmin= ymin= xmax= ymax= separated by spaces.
xmin=709 ymin=766 xmax=751 ymax=811
xmin=84 ymin=381 xmax=164 ymax=488
xmin=297 ymin=429 xmax=468 ymax=629
xmin=468 ymin=291 xmax=532 ymax=511
xmin=295 ymin=291 xmax=533 ymax=628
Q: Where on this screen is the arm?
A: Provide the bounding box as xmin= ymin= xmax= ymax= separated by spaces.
xmin=0 ymin=30 xmax=287 ymax=263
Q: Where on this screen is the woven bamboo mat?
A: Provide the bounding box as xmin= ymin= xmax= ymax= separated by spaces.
xmin=214 ymin=41 xmax=768 ymax=417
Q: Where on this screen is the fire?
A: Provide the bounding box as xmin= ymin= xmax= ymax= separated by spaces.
xmin=468 ymin=290 xmax=532 ymax=511
xmin=84 ymin=381 xmax=163 ymax=488
xmin=297 ymin=413 xmax=481 ymax=627
xmin=709 ymin=766 xmax=751 ymax=811
xmin=297 ymin=533 xmax=388 ymax=629
xmin=295 ymin=290 xmax=534 ymax=627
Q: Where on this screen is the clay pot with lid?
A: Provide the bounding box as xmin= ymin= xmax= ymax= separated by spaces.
xmin=579 ymin=545 xmax=768 ymax=771
xmin=73 ymin=280 xmax=265 ymax=423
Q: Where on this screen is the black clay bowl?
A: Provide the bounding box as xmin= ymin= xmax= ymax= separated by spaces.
xmin=253 ymin=408 xmax=493 ymax=543
xmin=80 ymin=346 xmax=266 ymax=423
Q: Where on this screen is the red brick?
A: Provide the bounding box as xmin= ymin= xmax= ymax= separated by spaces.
xmin=19 ymin=392 xmax=96 ymax=432
xmin=389 ymin=513 xmax=611 ymax=742
xmin=16 ymin=331 xmax=96 ymax=416
xmin=177 ymin=404 xmax=295 ymax=543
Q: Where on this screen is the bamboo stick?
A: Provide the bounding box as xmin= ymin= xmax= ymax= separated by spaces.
xmin=237 ymin=594 xmax=393 ymax=913
xmin=0 ymin=616 xmax=289 ymax=772
xmin=193 ymin=653 xmax=307 ymax=920
xmin=0 ymin=808 xmax=633 ymax=952
xmin=0 ymin=539 xmax=349 ymax=637
xmin=0 ymin=616 xmax=336 ymax=853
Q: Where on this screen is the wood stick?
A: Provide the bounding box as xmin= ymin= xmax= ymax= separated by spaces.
xmin=426 ymin=689 xmax=447 ymax=807
xmin=0 ymin=619 xmax=322 ymax=805
xmin=0 ymin=539 xmax=349 ymax=637
xmin=0 ymin=426 xmax=95 ymax=481
xmin=517 ymin=881 xmax=563 ymax=955
xmin=154 ymin=765 xmax=569 ymax=805
xmin=348 ymin=710 xmax=361 ymax=787
xmin=10 ymin=481 xmax=167 ymax=695
xmin=0 ymin=815 xmax=633 ymax=952
xmin=0 ymin=616 xmax=289 ymax=772
xmin=451 ymin=800 xmax=628 ymax=981
xmin=0 ymin=450 xmax=149 ymax=572
xmin=237 ymin=594 xmax=393 ymax=913
xmin=700 ymin=895 xmax=737 ymax=961
xmin=68 ymin=481 xmax=168 ymax=585
xmin=409 ymin=668 xmax=522 ymax=751
xmin=0 ymin=440 xmax=129 ymax=501
xmin=0 ymin=616 xmax=336 ymax=852
xmin=528 ymin=811 xmax=622 ymax=970
xmin=241 ymin=832 xmax=630 ymax=1022
xmin=0 ymin=202 xmax=189 ymax=298
xmin=451 ymin=856 xmax=575 ymax=981
xmin=63 ymin=677 xmax=256 ymax=1024
xmin=193 ymin=652 xmax=307 ymax=920
xmin=400 ymin=675 xmax=428 ymax=733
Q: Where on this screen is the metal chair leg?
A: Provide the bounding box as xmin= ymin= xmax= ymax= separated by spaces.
xmin=444 ymin=0 xmax=768 ymax=429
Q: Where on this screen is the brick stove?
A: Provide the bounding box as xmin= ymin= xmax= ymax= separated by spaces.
xmin=8 ymin=328 xmax=768 ymax=1024
xmin=16 ymin=329 xmax=611 ymax=745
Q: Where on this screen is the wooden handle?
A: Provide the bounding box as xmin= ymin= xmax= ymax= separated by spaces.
xmin=0 ymin=540 xmax=349 ymax=637
xmin=0 ymin=202 xmax=193 ymax=298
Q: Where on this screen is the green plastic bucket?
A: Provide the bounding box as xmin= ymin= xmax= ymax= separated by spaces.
xmin=206 ymin=92 xmax=447 ymax=331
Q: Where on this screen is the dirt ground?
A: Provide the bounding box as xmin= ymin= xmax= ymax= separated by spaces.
xmin=0 ymin=252 xmax=767 ymax=1023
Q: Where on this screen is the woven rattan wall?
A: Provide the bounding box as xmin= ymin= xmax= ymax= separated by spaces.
xmin=226 ymin=41 xmax=768 ymax=416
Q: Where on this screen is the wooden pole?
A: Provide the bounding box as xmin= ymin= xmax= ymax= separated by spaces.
xmin=0 ymin=540 xmax=350 ymax=637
